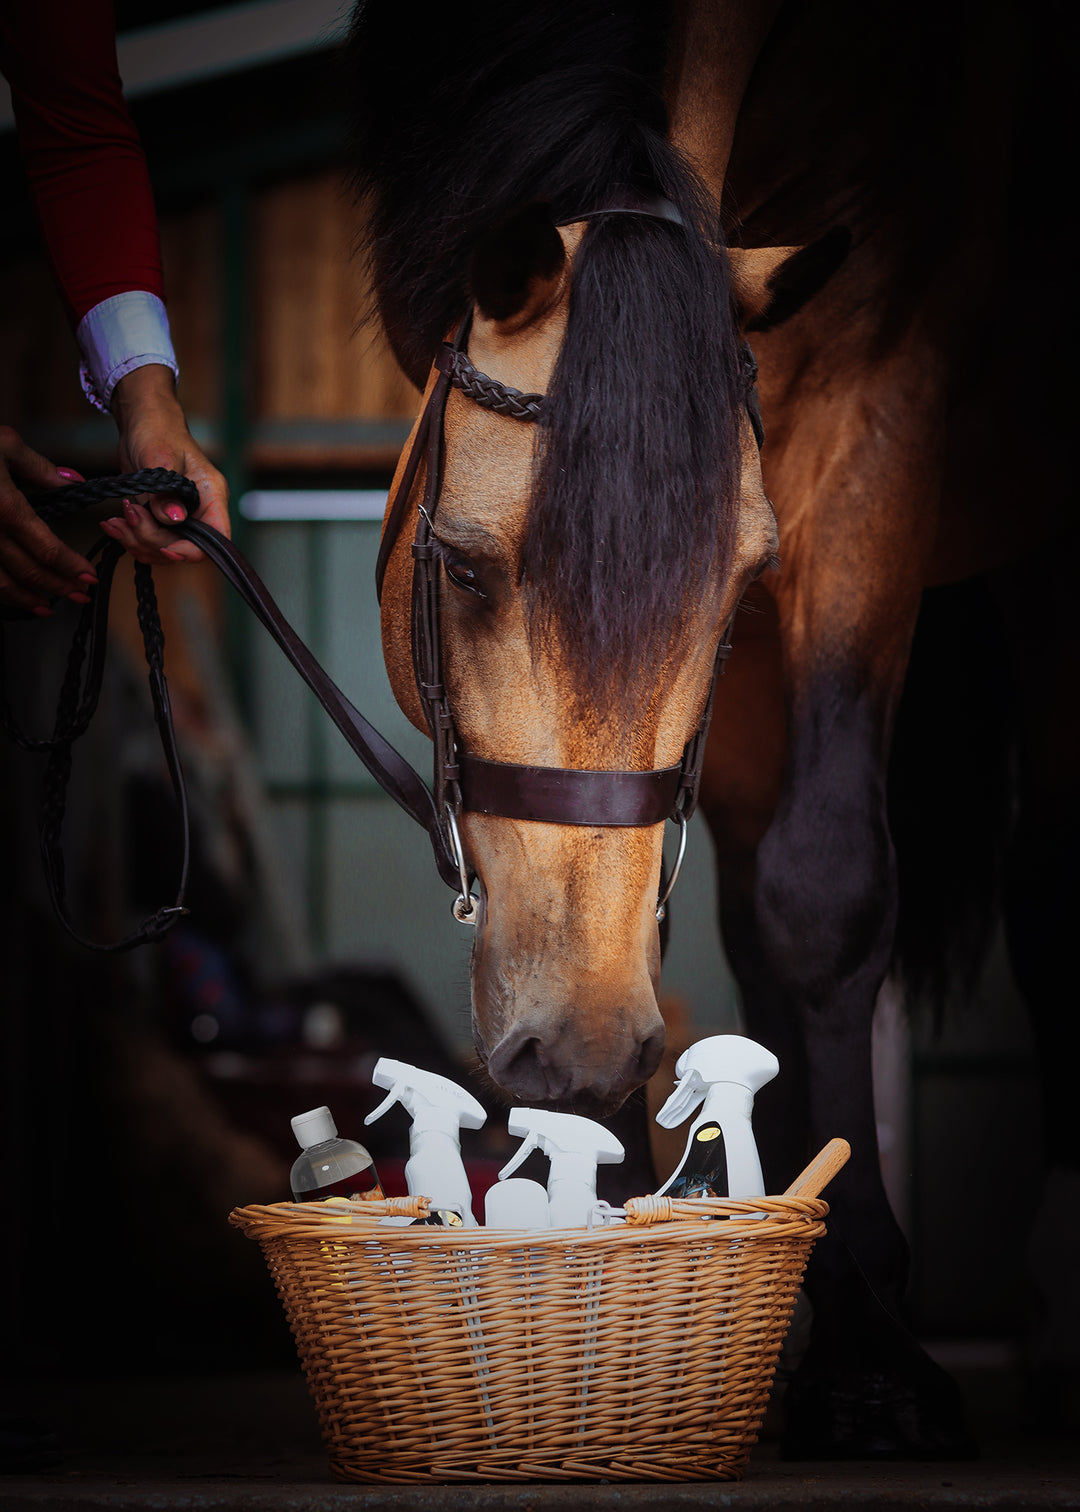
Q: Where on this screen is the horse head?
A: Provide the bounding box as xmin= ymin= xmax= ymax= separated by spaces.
xmin=379 ymin=204 xmax=845 ymax=1116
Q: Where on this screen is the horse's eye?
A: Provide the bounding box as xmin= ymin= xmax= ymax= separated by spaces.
xmin=740 ymin=343 xmax=759 ymax=391
xmin=749 ymin=550 xmax=781 ymax=583
xmin=441 ymin=546 xmax=486 ymax=598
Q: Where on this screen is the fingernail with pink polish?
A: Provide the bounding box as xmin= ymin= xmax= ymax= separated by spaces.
xmin=32 ymin=605 xmax=52 ymax=618
xmin=165 ymin=506 xmax=186 ymax=523
xmin=77 ymin=572 xmax=98 ymax=585
xmin=123 ymin=499 xmax=140 ymax=524
xmin=160 ymin=548 xmax=185 ymax=562
xmin=57 ymin=468 xmax=85 ymax=483
xmin=68 ymin=592 xmax=92 ymax=605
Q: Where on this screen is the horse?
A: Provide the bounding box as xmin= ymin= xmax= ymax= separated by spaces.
xmin=347 ymin=0 xmax=1075 ymax=1458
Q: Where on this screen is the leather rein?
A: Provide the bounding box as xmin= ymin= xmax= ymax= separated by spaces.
xmin=4 ymin=206 xmax=762 ymax=952
xmin=0 ymin=470 xmax=466 ymax=950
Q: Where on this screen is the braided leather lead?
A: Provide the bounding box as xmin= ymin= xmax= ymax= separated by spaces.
xmin=32 ymin=468 xmax=200 ymax=526
xmin=7 ymin=473 xmax=193 ymax=951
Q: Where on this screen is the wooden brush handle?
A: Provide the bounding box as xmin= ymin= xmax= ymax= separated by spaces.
xmin=783 ymin=1138 xmax=851 ymax=1199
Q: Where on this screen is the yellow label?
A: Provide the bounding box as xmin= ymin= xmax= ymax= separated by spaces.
xmin=696 ymin=1125 xmax=722 ymax=1142
xmin=319 ymin=1239 xmax=351 ymax=1287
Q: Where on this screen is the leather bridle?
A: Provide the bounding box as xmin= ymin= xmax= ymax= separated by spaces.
xmin=378 ymin=308 xmax=742 ymax=926
xmin=5 ymin=203 xmax=762 ymax=950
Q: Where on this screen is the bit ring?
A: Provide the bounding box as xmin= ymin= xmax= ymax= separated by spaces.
xmin=445 ymin=805 xmax=480 ymax=926
xmin=656 ymin=809 xmax=688 ymax=922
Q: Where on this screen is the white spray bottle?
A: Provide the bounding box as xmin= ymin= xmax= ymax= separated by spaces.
xmin=498 ymin=1109 xmax=624 ymax=1228
xmin=655 ymin=1035 xmax=779 ymax=1200
xmin=364 ymin=1057 xmax=487 ymax=1226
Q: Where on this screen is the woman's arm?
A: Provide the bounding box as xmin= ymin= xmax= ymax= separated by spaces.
xmin=0 ymin=0 xmax=229 ymax=592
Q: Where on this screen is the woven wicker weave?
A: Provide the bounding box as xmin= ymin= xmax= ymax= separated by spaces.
xmin=231 ymin=1169 xmax=834 ymax=1485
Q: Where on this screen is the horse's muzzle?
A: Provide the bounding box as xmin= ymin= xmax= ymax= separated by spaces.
xmin=483 ymin=1013 xmax=665 ymax=1115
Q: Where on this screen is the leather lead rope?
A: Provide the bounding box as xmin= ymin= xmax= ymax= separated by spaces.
xmin=1 ymin=474 xmax=193 ymax=950
xmin=3 ymin=468 xmax=460 ymax=953
xmin=176 ymin=516 xmax=460 ymax=891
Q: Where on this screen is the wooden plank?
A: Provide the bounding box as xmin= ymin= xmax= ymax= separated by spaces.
xmin=0 ymin=258 xmax=88 ymax=444
xmin=160 ymin=203 xmax=222 ymax=422
xmin=252 ymin=170 xmax=418 ymax=429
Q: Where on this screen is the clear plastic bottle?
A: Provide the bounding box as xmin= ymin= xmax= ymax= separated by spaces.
xmin=289 ymin=1105 xmax=384 ymax=1202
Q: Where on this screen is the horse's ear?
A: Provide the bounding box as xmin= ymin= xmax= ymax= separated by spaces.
xmin=729 ymin=228 xmax=851 ymax=333
xmin=469 ymin=203 xmax=566 ymax=327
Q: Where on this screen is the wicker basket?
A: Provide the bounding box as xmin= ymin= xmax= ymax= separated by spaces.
xmin=230 ymin=1140 xmax=846 ymax=1484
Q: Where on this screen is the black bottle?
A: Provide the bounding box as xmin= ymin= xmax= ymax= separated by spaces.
xmin=661 ymin=1121 xmax=728 ymax=1198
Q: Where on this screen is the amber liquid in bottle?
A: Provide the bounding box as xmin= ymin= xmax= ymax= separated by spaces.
xmin=291 ymin=1137 xmax=384 ymax=1202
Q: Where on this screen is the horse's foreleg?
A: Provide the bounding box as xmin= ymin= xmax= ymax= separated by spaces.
xmin=701 ymin=591 xmax=908 ymax=1289
xmin=699 ymin=590 xmax=963 ymax=1460
xmin=759 ymin=656 xmax=982 ymax=1458
xmin=699 ymin=582 xmax=811 ymax=1195
xmin=737 ymin=349 xmax=974 ymax=1457
xmin=755 ymin=672 xmax=905 ymax=1303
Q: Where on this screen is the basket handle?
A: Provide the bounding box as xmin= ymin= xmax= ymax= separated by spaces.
xmin=783 ymin=1138 xmax=850 ymax=1200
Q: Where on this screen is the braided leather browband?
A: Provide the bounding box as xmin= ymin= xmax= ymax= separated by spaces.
xmin=434 ymin=345 xmax=545 ymax=420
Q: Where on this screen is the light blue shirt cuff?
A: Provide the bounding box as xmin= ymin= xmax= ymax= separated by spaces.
xmin=76 ymin=291 xmax=179 ymax=415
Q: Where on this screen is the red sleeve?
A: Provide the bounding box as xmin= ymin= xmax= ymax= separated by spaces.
xmin=0 ymin=0 xmax=164 ymax=327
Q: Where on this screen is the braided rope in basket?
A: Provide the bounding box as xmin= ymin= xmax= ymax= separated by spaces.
xmin=231 ymin=1174 xmax=833 ymax=1484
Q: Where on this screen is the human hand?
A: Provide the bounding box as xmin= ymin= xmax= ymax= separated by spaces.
xmin=101 ymin=364 xmax=231 ymax=565
xmin=0 ymin=425 xmax=99 ymax=615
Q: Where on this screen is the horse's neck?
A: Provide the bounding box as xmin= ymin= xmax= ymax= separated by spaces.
xmin=664 ymin=0 xmax=782 ymax=203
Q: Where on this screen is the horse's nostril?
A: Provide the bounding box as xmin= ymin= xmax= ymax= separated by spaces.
xmin=636 ymin=1026 xmax=666 ymax=1084
xmin=485 ymin=1016 xmax=667 ymax=1108
xmin=485 ymin=1026 xmax=553 ymax=1103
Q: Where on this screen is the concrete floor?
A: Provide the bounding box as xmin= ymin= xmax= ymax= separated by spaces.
xmin=2 ymin=1352 xmax=1078 ymax=1511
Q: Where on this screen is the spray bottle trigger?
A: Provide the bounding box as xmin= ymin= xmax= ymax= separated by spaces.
xmin=655 ymin=1072 xmax=707 ymax=1130
xmin=497 ymin=1131 xmax=539 ymax=1181
xmin=364 ymin=1085 xmax=402 ymax=1126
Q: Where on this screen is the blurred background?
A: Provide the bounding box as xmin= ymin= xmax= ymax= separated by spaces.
xmin=0 ymin=0 xmax=1048 ymax=1399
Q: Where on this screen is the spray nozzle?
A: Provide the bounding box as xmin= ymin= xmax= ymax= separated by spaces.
xmin=499 ymin=1109 xmax=625 ymax=1229
xmin=498 ymin=1110 xmax=624 ymax=1179
xmin=656 ymin=1035 xmax=779 ymax=1129
xmin=654 ymin=1068 xmax=709 ymax=1130
xmin=364 ymin=1058 xmax=486 ymax=1225
xmin=364 ymin=1057 xmax=487 ymax=1133
xmin=498 ymin=1130 xmax=539 ymax=1182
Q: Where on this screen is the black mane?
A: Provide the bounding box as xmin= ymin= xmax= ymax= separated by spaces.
xmin=348 ymin=2 xmax=744 ymax=714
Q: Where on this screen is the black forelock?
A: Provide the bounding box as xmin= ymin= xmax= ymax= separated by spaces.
xmin=347 ymin=2 xmax=674 ymax=378
xmin=525 ymin=210 xmax=742 ymax=718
